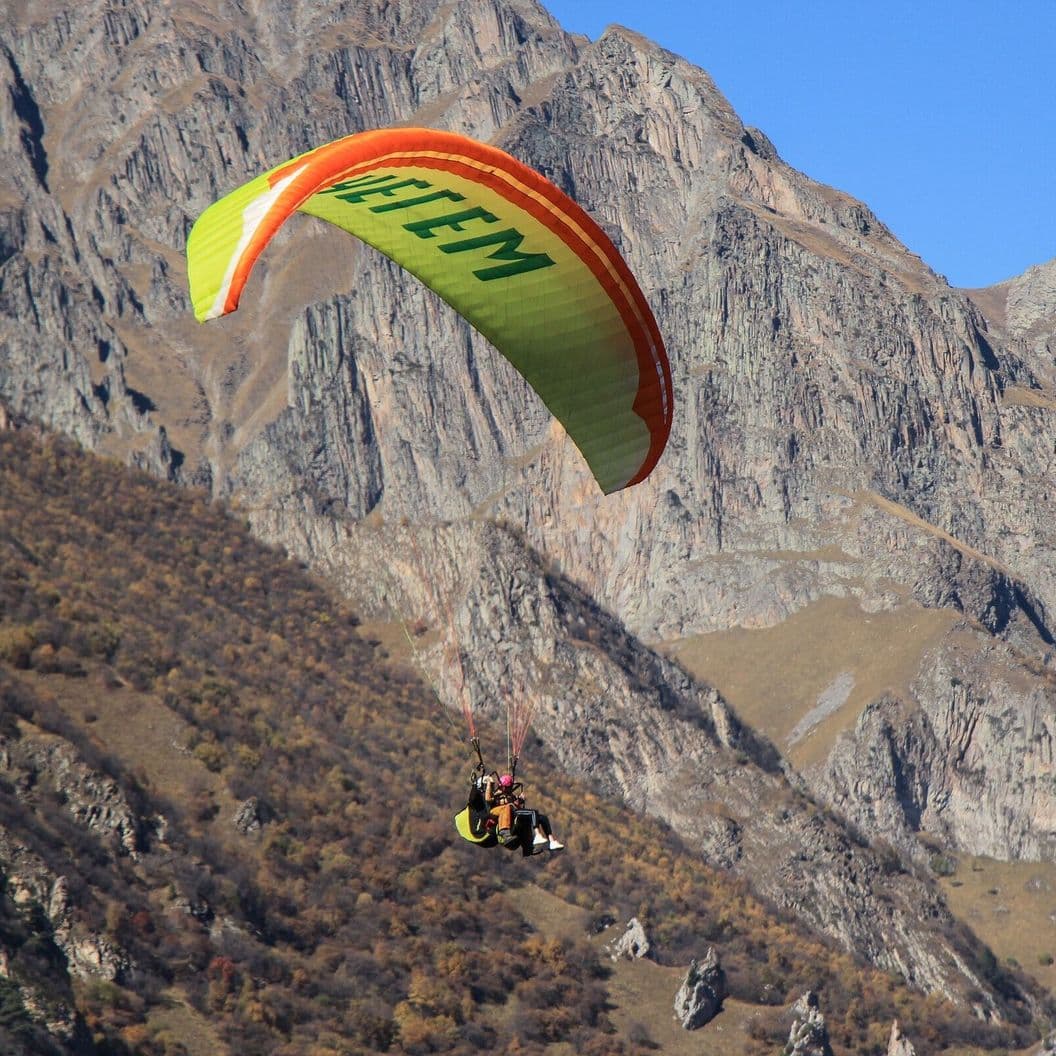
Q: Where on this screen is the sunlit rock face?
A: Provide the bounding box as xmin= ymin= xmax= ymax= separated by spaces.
xmin=4 ymin=0 xmax=1056 ymax=1010
xmin=786 ymin=991 xmax=834 ymax=1056
xmin=887 ymin=1019 xmax=918 ymax=1056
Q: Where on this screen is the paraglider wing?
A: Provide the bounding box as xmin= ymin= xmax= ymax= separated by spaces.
xmin=186 ymin=128 xmax=672 ymax=493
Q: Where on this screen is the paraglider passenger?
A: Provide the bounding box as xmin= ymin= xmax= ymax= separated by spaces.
xmin=483 ymin=772 xmax=516 ymax=839
xmin=483 ymin=773 xmax=563 ymax=853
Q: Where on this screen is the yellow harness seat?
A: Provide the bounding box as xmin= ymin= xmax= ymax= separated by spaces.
xmin=454 ymin=806 xmax=494 ymax=844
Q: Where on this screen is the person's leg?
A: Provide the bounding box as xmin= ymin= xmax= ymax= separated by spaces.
xmin=514 ymin=809 xmax=548 ymax=851
xmin=491 ymin=803 xmax=513 ymax=838
xmin=536 ymin=813 xmax=563 ymax=852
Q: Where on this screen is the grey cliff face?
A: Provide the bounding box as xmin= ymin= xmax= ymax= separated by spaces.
xmin=1005 ymin=259 xmax=1056 ymax=342
xmin=4 ymin=0 xmax=1056 ymax=1012
xmin=818 ymin=631 xmax=1056 ymax=863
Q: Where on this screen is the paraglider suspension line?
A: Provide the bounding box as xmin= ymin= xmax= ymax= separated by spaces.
xmin=398 ymin=615 xmax=463 ymax=738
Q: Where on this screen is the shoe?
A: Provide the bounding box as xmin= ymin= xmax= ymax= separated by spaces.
xmin=532 ymin=832 xmax=548 ymax=848
xmin=548 ymin=838 xmax=564 ymax=853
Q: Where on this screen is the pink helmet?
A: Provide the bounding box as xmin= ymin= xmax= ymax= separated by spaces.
xmin=499 ymin=774 xmax=514 ymax=789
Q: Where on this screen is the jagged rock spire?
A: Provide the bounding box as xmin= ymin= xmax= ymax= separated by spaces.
xmin=786 ymin=991 xmax=833 ymax=1056
xmin=673 ymin=947 xmax=726 ymax=1030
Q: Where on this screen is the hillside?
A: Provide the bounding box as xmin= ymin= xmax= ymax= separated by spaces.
xmin=0 ymin=420 xmax=1043 ymax=1054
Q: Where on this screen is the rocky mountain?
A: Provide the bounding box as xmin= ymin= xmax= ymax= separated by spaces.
xmin=966 ymin=258 xmax=1056 ymax=354
xmin=4 ymin=0 xmax=1056 ymax=1037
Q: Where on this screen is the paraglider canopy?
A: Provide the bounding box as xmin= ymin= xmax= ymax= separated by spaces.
xmin=186 ymin=127 xmax=672 ymax=494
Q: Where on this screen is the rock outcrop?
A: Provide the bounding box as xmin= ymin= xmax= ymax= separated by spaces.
xmin=0 ymin=724 xmax=136 ymax=984
xmin=232 ymin=795 xmax=267 ymax=836
xmin=607 ymin=917 xmax=651 ymax=961
xmin=3 ymin=732 xmax=142 ymax=858
xmin=673 ymin=947 xmax=726 ymax=1029
xmin=786 ymin=991 xmax=834 ymax=1056
xmin=887 ymin=1019 xmax=917 ymax=1056
xmin=0 ymin=717 xmax=142 ymax=1050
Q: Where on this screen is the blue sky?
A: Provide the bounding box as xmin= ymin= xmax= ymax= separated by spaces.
xmin=544 ymin=0 xmax=1054 ymax=288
